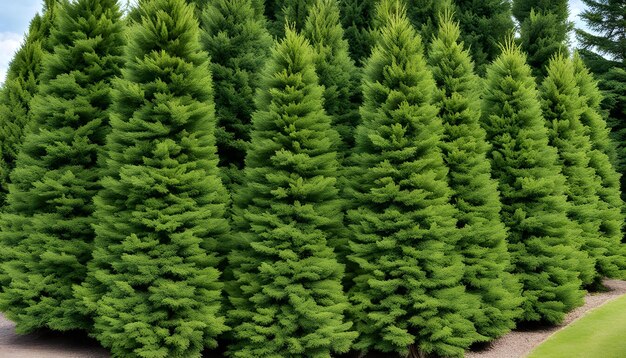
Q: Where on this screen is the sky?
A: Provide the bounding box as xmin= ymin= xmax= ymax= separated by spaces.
xmin=0 ymin=0 xmax=592 ymax=85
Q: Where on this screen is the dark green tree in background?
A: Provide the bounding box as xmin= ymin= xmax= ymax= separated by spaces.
xmin=481 ymin=42 xmax=587 ymax=324
xmin=0 ymin=0 xmax=57 ymax=208
xmin=227 ymin=28 xmax=356 ymax=357
xmin=0 ymin=0 xmax=124 ymax=333
xmin=199 ymin=0 xmax=272 ymax=184
xmin=345 ymin=4 xmax=481 ymax=357
xmin=576 ymin=0 xmax=626 ymax=196
xmin=454 ymin=0 xmax=514 ymax=75
xmin=428 ymin=8 xmax=522 ymax=341
xmin=514 ymin=0 xmax=571 ymax=79
xmin=302 ymin=0 xmax=361 ymax=152
xmin=75 ymin=0 xmax=229 ymax=356
xmin=540 ymin=54 xmax=622 ymax=287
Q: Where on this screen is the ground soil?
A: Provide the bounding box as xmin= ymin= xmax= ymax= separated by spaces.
xmin=1 ymin=279 xmax=625 ymax=358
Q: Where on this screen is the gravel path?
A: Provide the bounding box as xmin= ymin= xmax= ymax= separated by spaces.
xmin=0 ymin=316 xmax=108 ymax=358
xmin=467 ymin=279 xmax=626 ymax=358
xmin=1 ymin=279 xmax=624 ymax=357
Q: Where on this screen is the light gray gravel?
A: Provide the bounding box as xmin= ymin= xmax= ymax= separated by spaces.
xmin=466 ymin=279 xmax=626 ymax=358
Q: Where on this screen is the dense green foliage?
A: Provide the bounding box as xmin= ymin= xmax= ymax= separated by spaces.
xmin=0 ymin=0 xmax=624 ymax=357
xmin=0 ymin=0 xmax=57 ymax=207
xmin=0 ymin=0 xmax=125 ymax=333
xmin=514 ymin=0 xmax=571 ymax=79
xmin=227 ymin=28 xmax=356 ymax=357
xmin=428 ymin=9 xmax=522 ymax=340
xmin=302 ymin=0 xmax=361 ymax=151
xmin=576 ymin=0 xmax=626 ymax=195
xmin=481 ymin=43 xmax=587 ymax=324
xmin=454 ymin=0 xmax=514 ymax=75
xmin=75 ymin=0 xmax=229 ymax=356
xmin=345 ymin=5 xmax=481 ymax=357
xmin=540 ymin=55 xmax=622 ymax=286
xmin=199 ymin=0 xmax=272 ymax=182
xmin=517 ymin=9 xmax=571 ymax=79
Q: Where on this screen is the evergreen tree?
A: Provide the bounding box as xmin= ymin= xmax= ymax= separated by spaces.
xmin=428 ymin=9 xmax=522 ymax=341
xmin=199 ymin=0 xmax=272 ymax=183
xmin=540 ymin=54 xmax=623 ymax=286
xmin=75 ymin=0 xmax=229 ymax=356
xmin=573 ymin=53 xmax=619 ymax=173
xmin=346 ymin=4 xmax=481 ymax=357
xmin=576 ymin=0 xmax=626 ymax=193
xmin=512 ymin=0 xmax=569 ymax=23
xmin=302 ymin=0 xmax=361 ymax=151
xmin=454 ymin=0 xmax=514 ymax=75
xmin=265 ymin=0 xmax=315 ymax=37
xmin=0 ymin=0 xmax=124 ymax=333
xmin=339 ymin=0 xmax=375 ymax=63
xmin=574 ymin=55 xmax=626 ymax=270
xmin=481 ymin=43 xmax=587 ymax=324
xmin=227 ymin=28 xmax=356 ymax=357
xmin=0 ymin=0 xmax=57 ymax=207
xmin=514 ymin=0 xmax=571 ymax=79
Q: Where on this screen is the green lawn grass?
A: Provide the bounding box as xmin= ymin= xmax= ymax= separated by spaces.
xmin=528 ymin=294 xmax=626 ymax=358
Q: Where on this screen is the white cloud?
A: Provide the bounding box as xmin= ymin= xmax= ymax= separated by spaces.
xmin=0 ymin=32 xmax=25 ymax=85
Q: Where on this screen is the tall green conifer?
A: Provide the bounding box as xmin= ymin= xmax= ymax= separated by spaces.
xmin=481 ymin=43 xmax=587 ymax=324
xmin=302 ymin=0 xmax=360 ymax=151
xmin=428 ymin=9 xmax=522 ymax=341
xmin=0 ymin=0 xmax=57 ymax=207
xmin=515 ymin=0 xmax=571 ymax=79
xmin=345 ymin=4 xmax=481 ymax=357
xmin=76 ymin=0 xmax=229 ymax=356
xmin=541 ymin=55 xmax=626 ymax=282
xmin=199 ymin=0 xmax=272 ymax=183
xmin=454 ymin=0 xmax=514 ymax=75
xmin=0 ymin=0 xmax=124 ymax=333
xmin=227 ymin=28 xmax=356 ymax=357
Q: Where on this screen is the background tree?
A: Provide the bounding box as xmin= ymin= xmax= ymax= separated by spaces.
xmin=481 ymin=42 xmax=587 ymax=324
xmin=199 ymin=0 xmax=272 ymax=185
xmin=75 ymin=0 xmax=229 ymax=356
xmin=0 ymin=0 xmax=124 ymax=333
xmin=454 ymin=0 xmax=515 ymax=75
xmin=302 ymin=0 xmax=361 ymax=152
xmin=576 ymin=0 xmax=626 ymax=196
xmin=346 ymin=4 xmax=481 ymax=357
xmin=514 ymin=0 xmax=571 ymax=79
xmin=540 ymin=55 xmax=619 ymax=287
xmin=428 ymin=8 xmax=522 ymax=341
xmin=0 ymin=0 xmax=57 ymax=207
xmin=227 ymin=28 xmax=356 ymax=357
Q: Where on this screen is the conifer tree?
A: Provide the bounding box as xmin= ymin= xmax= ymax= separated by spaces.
xmin=576 ymin=0 xmax=626 ymax=190
xmin=428 ymin=9 xmax=522 ymax=340
xmin=264 ymin=0 xmax=315 ymax=37
xmin=0 ymin=0 xmax=57 ymax=207
xmin=514 ymin=0 xmax=571 ymax=79
xmin=345 ymin=4 xmax=481 ymax=357
xmin=75 ymin=0 xmax=230 ymax=356
xmin=199 ymin=0 xmax=272 ymax=183
xmin=339 ymin=0 xmax=375 ymax=63
xmin=454 ymin=0 xmax=514 ymax=75
xmin=227 ymin=28 xmax=356 ymax=357
xmin=540 ymin=54 xmax=624 ymax=286
xmin=481 ymin=43 xmax=587 ymax=324
xmin=573 ymin=53 xmax=621 ymax=183
xmin=0 ymin=0 xmax=124 ymax=333
xmin=302 ymin=0 xmax=361 ymax=151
